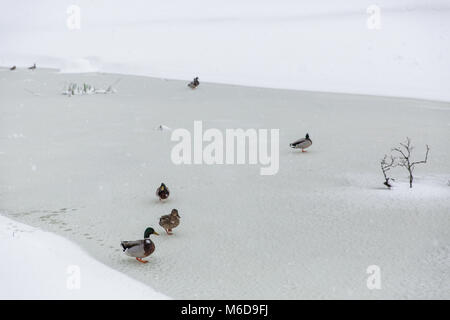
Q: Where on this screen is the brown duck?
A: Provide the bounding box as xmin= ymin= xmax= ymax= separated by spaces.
xmin=159 ymin=209 xmax=180 ymax=235
xmin=156 ymin=183 xmax=170 ymax=201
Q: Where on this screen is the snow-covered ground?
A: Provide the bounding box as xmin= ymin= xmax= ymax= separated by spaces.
xmin=0 ymin=0 xmax=449 ymax=102
xmin=0 ymin=214 xmax=167 ymax=299
xmin=0 ymin=68 xmax=449 ymax=299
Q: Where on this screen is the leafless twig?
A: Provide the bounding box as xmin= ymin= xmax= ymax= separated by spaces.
xmin=380 ymin=155 xmax=396 ymax=188
xmin=391 ymin=137 xmax=430 ymax=188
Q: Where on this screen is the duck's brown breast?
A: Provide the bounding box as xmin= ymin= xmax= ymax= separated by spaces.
xmin=144 ymin=240 xmax=155 ymax=256
xmin=169 ymin=218 xmax=180 ymax=228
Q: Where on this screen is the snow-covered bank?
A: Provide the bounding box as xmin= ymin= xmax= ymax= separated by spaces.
xmin=0 ymin=215 xmax=168 ymax=299
xmin=1 ymin=0 xmax=449 ymax=102
xmin=1 ymin=68 xmax=449 ymax=299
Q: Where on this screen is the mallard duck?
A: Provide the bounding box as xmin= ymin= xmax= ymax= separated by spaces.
xmin=121 ymin=227 xmax=159 ymax=263
xmin=156 ymin=183 xmax=170 ymax=201
xmin=28 ymin=63 xmax=36 ymax=70
xmin=188 ymin=77 xmax=199 ymax=89
xmin=10 ymin=66 xmax=16 ymax=71
xmin=159 ymin=209 xmax=180 ymax=235
xmin=290 ymin=133 xmax=312 ymax=152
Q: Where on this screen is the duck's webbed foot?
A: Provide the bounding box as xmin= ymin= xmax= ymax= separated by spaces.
xmin=136 ymin=257 xmax=148 ymax=263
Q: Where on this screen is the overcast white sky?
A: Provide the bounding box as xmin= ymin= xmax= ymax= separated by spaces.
xmin=1 ymin=0 xmax=448 ymax=30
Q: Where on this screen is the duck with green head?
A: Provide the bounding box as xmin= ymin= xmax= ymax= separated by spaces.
xmin=121 ymin=227 xmax=159 ymax=263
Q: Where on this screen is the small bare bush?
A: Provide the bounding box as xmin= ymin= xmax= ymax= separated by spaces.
xmin=391 ymin=137 xmax=430 ymax=188
xmin=380 ymin=155 xmax=396 ymax=188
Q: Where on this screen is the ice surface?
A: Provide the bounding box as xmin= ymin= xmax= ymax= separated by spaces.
xmin=1 ymin=68 xmax=449 ymax=298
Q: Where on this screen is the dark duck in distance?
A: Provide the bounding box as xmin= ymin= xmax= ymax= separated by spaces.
xmin=156 ymin=183 xmax=170 ymax=201
xmin=188 ymin=77 xmax=200 ymax=89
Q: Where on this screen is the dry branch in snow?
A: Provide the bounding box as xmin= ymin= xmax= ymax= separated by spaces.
xmin=391 ymin=137 xmax=430 ymax=188
xmin=380 ymin=155 xmax=396 ymax=188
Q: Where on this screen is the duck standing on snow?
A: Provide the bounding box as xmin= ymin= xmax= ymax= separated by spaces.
xmin=156 ymin=183 xmax=170 ymax=201
xmin=28 ymin=63 xmax=36 ymax=70
xmin=188 ymin=77 xmax=200 ymax=89
xmin=290 ymin=133 xmax=312 ymax=152
xmin=159 ymin=209 xmax=180 ymax=235
xmin=121 ymin=227 xmax=159 ymax=263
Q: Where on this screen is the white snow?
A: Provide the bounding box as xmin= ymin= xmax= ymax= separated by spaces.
xmin=1 ymin=69 xmax=449 ymax=299
xmin=0 ymin=0 xmax=449 ymax=102
xmin=0 ymin=214 xmax=168 ymax=299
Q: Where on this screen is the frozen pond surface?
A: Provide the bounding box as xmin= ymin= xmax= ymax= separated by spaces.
xmin=1 ymin=68 xmax=449 ymax=299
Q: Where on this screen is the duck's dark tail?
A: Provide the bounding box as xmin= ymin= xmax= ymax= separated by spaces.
xmin=121 ymin=240 xmax=140 ymax=251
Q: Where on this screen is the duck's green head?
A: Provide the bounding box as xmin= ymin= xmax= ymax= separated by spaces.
xmin=144 ymin=227 xmax=159 ymax=238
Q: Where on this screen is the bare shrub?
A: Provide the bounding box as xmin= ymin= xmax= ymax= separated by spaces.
xmin=380 ymin=155 xmax=396 ymax=188
xmin=391 ymin=137 xmax=430 ymax=188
